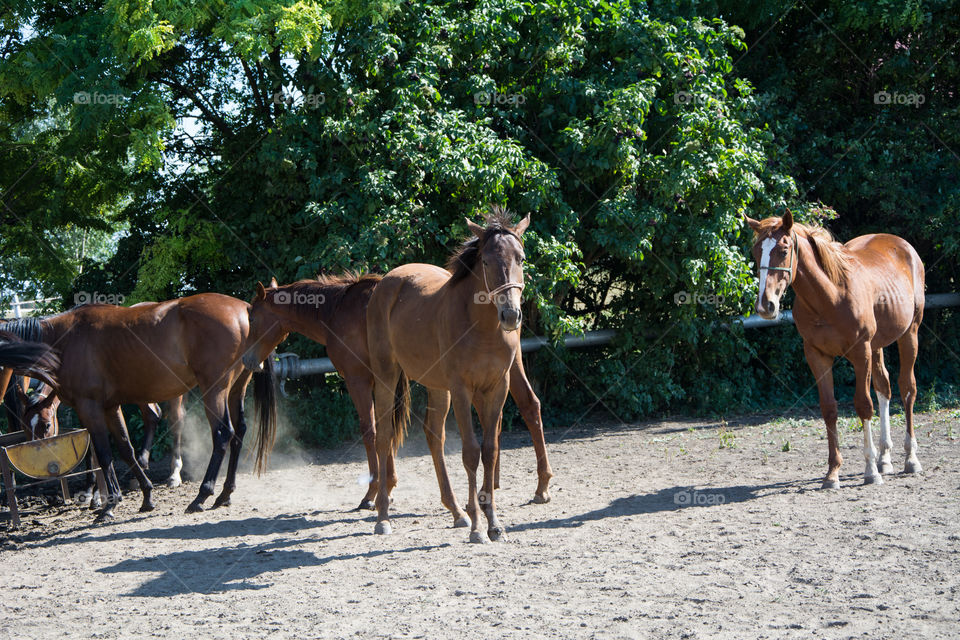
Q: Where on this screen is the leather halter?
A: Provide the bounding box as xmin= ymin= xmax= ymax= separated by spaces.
xmin=760 ymin=231 xmax=798 ymax=285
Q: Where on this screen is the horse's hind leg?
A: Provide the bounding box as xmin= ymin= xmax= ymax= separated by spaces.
xmin=73 ymin=402 xmax=124 ymax=521
xmin=343 ymin=374 xmax=378 ymax=510
xmin=871 ymin=348 xmax=895 ymax=475
xmin=105 ymin=407 xmax=155 ymax=512
xmin=850 ymin=343 xmax=881 ymax=485
xmin=137 ymin=403 xmax=162 ymax=471
xmin=371 ymin=364 xmax=401 ymax=534
xmin=898 ymin=328 xmax=923 ymax=474
xmin=214 ymin=376 xmax=251 ymax=509
xmin=166 ymin=395 xmax=185 ymax=487
xmin=804 ymin=342 xmax=843 ymax=488
xmin=423 ymin=388 xmax=469 ymax=527
xmin=187 ymin=389 xmax=232 ymax=513
xmin=509 ymin=353 xmax=553 ymax=503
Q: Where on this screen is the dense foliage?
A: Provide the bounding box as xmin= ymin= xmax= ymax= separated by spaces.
xmin=1 ymin=0 xmax=957 ymax=442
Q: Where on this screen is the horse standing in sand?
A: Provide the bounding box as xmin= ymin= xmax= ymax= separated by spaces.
xmin=366 ymin=208 xmax=530 ymax=542
xmin=744 ymin=211 xmax=925 ymax=488
xmin=0 ymin=295 xmax=281 ymax=521
xmin=247 ymin=272 xmax=553 ymax=514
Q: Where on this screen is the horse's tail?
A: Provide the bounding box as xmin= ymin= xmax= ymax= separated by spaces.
xmin=391 ymin=371 xmax=411 ymax=453
xmin=0 ymin=332 xmax=59 ymax=388
xmin=253 ymin=354 xmax=278 ymax=476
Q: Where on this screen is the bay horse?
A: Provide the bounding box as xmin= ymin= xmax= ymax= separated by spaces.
xmin=1 ymin=318 xmax=59 ymax=438
xmin=0 ymin=294 xmax=282 ymax=521
xmin=744 ymin=210 xmax=925 ymax=488
xmin=247 ymin=272 xmax=552 ymax=514
xmin=367 ymin=207 xmax=530 ymax=542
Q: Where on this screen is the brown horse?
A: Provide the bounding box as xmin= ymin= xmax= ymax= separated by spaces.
xmin=365 ymin=208 xmax=530 ymax=542
xmin=247 ymin=273 xmax=553 ymax=512
xmin=0 ymin=294 xmax=281 ymax=520
xmin=744 ymin=211 xmax=925 ymax=488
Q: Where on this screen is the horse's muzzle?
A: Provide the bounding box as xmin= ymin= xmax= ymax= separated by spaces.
xmin=499 ymin=307 xmax=522 ymax=332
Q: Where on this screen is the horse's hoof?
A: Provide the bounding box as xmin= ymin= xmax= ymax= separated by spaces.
xmin=356 ymin=500 xmax=376 ymax=511
xmin=864 ymin=474 xmax=884 ymax=486
xmin=488 ymin=527 xmax=506 ymax=542
xmin=166 ymin=477 xmax=182 ymax=488
xmin=453 ymin=516 xmax=470 ymax=528
xmin=185 ymin=502 xmax=204 ymax=514
xmin=904 ymin=459 xmax=923 ymax=474
xmin=469 ymin=530 xmax=489 ymax=544
xmin=880 ymin=462 xmax=895 ymax=475
xmin=94 ymin=510 xmax=115 ymax=523
xmin=821 ymin=479 xmax=840 ymax=490
xmin=90 ymin=497 xmax=103 ymax=510
xmin=532 ymin=492 xmax=550 ymax=504
xmin=213 ymin=496 xmax=231 ymax=509
xmin=374 ymin=521 xmax=392 ymax=535
xmin=139 ymin=500 xmax=155 ymax=513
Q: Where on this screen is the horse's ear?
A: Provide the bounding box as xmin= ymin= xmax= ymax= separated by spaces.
xmin=269 ymin=277 xmax=279 ymax=288
xmin=465 ymin=218 xmax=485 ymax=238
xmin=513 ymin=213 xmax=531 ymax=236
xmin=782 ymin=209 xmax=794 ymax=233
xmin=742 ymin=212 xmax=761 ymax=232
xmin=255 ymin=282 xmax=266 ymax=301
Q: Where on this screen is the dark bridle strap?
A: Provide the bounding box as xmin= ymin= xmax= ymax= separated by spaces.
xmin=477 ymin=228 xmax=525 ymax=300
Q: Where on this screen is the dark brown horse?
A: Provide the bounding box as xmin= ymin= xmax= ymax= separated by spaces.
xmin=745 ymin=211 xmax=925 ymax=488
xmin=247 ymin=272 xmax=553 ymax=513
xmin=0 ymin=294 xmax=281 ymax=520
xmin=366 ymin=208 xmax=530 ymax=542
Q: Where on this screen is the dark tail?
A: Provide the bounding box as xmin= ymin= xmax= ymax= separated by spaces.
xmin=391 ymin=371 xmax=411 ymax=453
xmin=0 ymin=331 xmax=59 ymax=388
xmin=253 ymin=354 xmax=278 ymax=476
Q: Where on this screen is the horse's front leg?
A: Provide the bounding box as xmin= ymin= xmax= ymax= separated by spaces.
xmin=803 ymin=342 xmax=843 ymax=488
xmin=186 ymin=389 xmax=232 ymax=513
xmin=477 ymin=382 xmax=510 ymax=542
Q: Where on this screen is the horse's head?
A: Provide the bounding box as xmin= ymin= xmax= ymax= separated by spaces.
xmin=465 ymin=210 xmax=531 ymax=332
xmin=18 ymin=384 xmax=60 ymax=439
xmin=744 ymin=210 xmax=798 ymax=320
xmin=243 ymin=277 xmax=290 ymax=372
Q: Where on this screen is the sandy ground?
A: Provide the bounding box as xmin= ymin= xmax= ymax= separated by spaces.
xmin=1 ymin=408 xmax=958 ymax=639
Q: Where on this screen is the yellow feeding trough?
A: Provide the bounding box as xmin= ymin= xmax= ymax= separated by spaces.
xmin=4 ymin=429 xmax=89 ymax=478
xmin=1 ymin=429 xmax=107 ymax=529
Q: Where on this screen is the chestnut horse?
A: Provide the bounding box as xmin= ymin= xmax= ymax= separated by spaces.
xmin=366 ymin=208 xmax=530 ymax=542
xmin=247 ymin=273 xmax=553 ymax=512
xmin=0 ymin=294 xmax=281 ymax=520
xmin=745 ymin=211 xmax=925 ymax=488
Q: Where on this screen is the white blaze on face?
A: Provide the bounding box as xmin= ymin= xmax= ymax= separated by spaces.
xmin=30 ymin=413 xmax=39 ymax=433
xmin=757 ymin=237 xmax=777 ymax=302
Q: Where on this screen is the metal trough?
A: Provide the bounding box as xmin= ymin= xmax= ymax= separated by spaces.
xmin=0 ymin=429 xmax=107 ymax=528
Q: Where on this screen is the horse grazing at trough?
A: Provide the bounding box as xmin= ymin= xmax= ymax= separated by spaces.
xmin=365 ymin=207 xmax=530 ymax=542
xmin=248 ymin=271 xmax=553 ymax=514
xmin=744 ymin=210 xmax=925 ymax=488
xmin=0 ymin=294 xmax=282 ymax=521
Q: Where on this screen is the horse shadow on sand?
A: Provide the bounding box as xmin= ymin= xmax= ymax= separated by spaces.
xmin=99 ymin=534 xmax=451 ymax=597
xmin=509 ymin=476 xmax=816 ymax=532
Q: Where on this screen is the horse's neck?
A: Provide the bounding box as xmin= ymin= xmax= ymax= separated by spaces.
xmin=792 ymin=234 xmax=846 ymax=313
xmin=270 ymin=300 xmax=328 ymax=344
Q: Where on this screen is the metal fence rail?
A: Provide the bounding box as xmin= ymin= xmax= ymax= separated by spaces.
xmin=274 ymin=292 xmax=960 ymax=379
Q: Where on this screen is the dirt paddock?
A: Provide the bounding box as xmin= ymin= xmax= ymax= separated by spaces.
xmin=1 ymin=408 xmax=958 ymax=639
